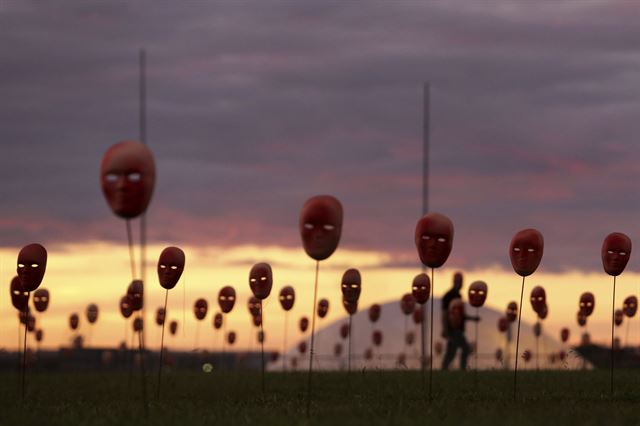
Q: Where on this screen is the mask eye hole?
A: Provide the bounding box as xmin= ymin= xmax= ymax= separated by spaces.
xmin=31 ymin=264 xmax=39 ymax=268
xmin=323 ymin=224 xmax=335 ymax=231
xmin=106 ymin=173 xmax=118 ymax=183
xmin=18 ymin=263 xmax=25 ymax=268
xmin=437 ymin=237 xmax=446 ymax=243
xmin=527 ymin=248 xmax=535 ymax=253
xmin=304 ymin=223 xmax=313 ymax=230
xmin=513 ymin=247 xmax=521 ymax=252
xmin=229 ymin=296 xmax=235 ymax=301
xmin=620 ymin=252 xmax=627 ymax=256
xmin=127 ymin=172 xmax=141 ymax=182
xmin=421 ymin=235 xmax=430 ymax=240
xmin=159 ymin=264 xmax=166 ymax=269
xmin=250 ymin=278 xmax=256 ymax=283
xmin=608 ymin=250 xmax=614 ymax=254
xmin=170 ymin=266 xmax=177 ymax=270
xmin=260 ymin=277 xmax=267 ymax=281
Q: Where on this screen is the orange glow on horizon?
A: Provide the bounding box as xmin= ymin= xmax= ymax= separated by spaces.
xmin=0 ymin=242 xmax=637 ymax=354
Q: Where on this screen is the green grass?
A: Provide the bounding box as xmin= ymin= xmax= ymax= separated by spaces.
xmin=1 ymin=369 xmax=639 ymax=425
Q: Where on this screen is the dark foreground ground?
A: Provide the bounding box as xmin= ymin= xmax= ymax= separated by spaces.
xmin=0 ymin=369 xmax=639 ymax=425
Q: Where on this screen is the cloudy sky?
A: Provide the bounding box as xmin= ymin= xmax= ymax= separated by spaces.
xmin=2 ymin=1 xmax=640 ymax=350
xmin=4 ymin=1 xmax=640 ymax=271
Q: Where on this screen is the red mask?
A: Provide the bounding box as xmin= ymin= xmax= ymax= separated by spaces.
xmin=227 ymin=331 xmax=237 ymax=345
xmin=577 ymin=311 xmax=587 ymax=327
xmin=298 ymin=341 xmax=307 ymax=354
xmin=533 ymin=322 xmax=542 ymax=337
xmin=86 ymin=303 xmax=99 ymax=324
xmin=372 ymin=330 xmax=383 ymax=347
xmin=468 ymin=281 xmax=488 ymax=308
xmin=299 ymin=317 xmax=309 ymax=333
xmin=19 ymin=308 xmax=31 ymax=325
xmin=317 ymin=299 xmax=329 ymax=318
xmin=498 ymin=317 xmax=508 ymax=332
xmin=100 ymin=140 xmax=156 ymax=219
xmin=133 ymin=317 xmax=144 ymax=332
xmin=537 ymin=304 xmax=548 ymax=320
xmin=601 ymin=232 xmax=632 ymax=276
xmin=248 ymin=296 xmax=262 ymax=318
xmin=560 ymin=328 xmax=569 ymax=343
xmin=156 ymin=307 xmax=166 ymax=326
xmin=413 ymin=308 xmax=424 ymax=324
xmin=414 ymin=212 xmax=454 ymax=268
xmin=529 ymin=286 xmax=546 ymax=314
xmin=343 ymin=298 xmax=358 ymax=315
xmin=33 ymin=288 xmax=50 ymax=313
xmin=412 ymin=273 xmax=431 ymax=304
xmin=169 ymin=320 xmax=178 ymax=335
xmin=194 ymin=298 xmax=208 ymax=320
xmin=249 ymin=262 xmax=273 ymax=300
xmin=400 ymin=293 xmax=416 ymax=315
xmin=579 ymin=292 xmax=595 ymax=317
xmin=339 ymin=323 xmax=349 ymax=339
xmin=623 ymin=296 xmax=638 ymax=318
xmin=120 ymin=295 xmax=133 ymax=319
xmin=17 ymin=243 xmax=47 ymax=292
xmin=406 ymin=331 xmax=415 ymax=345
xmin=614 ymin=309 xmax=624 ymax=326
xmin=448 ymin=299 xmax=465 ymax=330
xmin=252 ymin=314 xmax=262 ymax=327
xmin=26 ymin=314 xmax=36 ymax=332
xmin=509 ymin=229 xmax=544 ymax=277
xmin=506 ymin=302 xmax=518 ymax=322
xmin=299 ymin=195 xmax=343 ymax=261
xmin=368 ymin=304 xmax=381 ymax=323
xmin=127 ymin=280 xmax=144 ymax=311
xmin=218 ymin=286 xmax=236 ymax=314
xmin=69 ymin=313 xmax=79 ymax=330
xmin=334 ymin=343 xmax=343 ymax=357
xmin=364 ymin=348 xmax=373 ymax=361
xmin=279 ymin=286 xmax=295 ymax=311
xmin=10 ymin=276 xmax=29 ymax=311
xmin=435 ymin=341 xmax=443 ymax=356
xmin=213 ymin=312 xmax=223 ymax=329
xmin=341 ymin=268 xmax=362 ymax=304
xmin=157 ymin=246 xmax=185 ymax=290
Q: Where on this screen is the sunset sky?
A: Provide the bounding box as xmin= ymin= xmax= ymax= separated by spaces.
xmin=2 ymin=1 xmax=640 ymax=352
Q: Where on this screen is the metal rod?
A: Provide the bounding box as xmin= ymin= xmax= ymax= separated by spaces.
xmin=513 ymin=276 xmax=525 ymax=400
xmin=306 ymin=260 xmax=320 ymax=417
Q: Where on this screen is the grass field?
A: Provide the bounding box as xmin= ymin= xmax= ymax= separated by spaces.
xmin=1 ymin=369 xmax=639 ymax=425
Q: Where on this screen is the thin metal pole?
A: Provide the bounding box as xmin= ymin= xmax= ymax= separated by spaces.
xmin=260 ymin=308 xmax=265 ymax=393
xmin=21 ymin=300 xmax=29 ymax=401
xmin=429 ymin=268 xmax=434 ymax=399
xmin=348 ymin=314 xmax=352 ymax=373
xmin=306 ymin=261 xmax=320 ymax=417
xmin=420 ymin=304 xmax=426 ymax=388
xmin=422 ymin=83 xmax=430 ymax=217
xmin=138 ymin=48 xmax=148 ymax=355
xmin=157 ymin=289 xmax=168 ymax=399
xmin=513 ymin=276 xmax=525 ymax=400
xmin=283 ymin=311 xmax=288 ymax=372
xmin=611 ymin=275 xmax=616 ymax=395
xmin=125 ymin=220 xmax=137 ymax=280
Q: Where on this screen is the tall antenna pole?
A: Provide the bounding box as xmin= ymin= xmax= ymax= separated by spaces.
xmin=139 ymin=48 xmax=148 ymax=347
xmin=422 ymin=82 xmax=430 ymax=218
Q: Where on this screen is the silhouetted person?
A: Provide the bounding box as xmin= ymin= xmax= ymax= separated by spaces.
xmin=441 ymin=273 xmax=479 ymax=370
